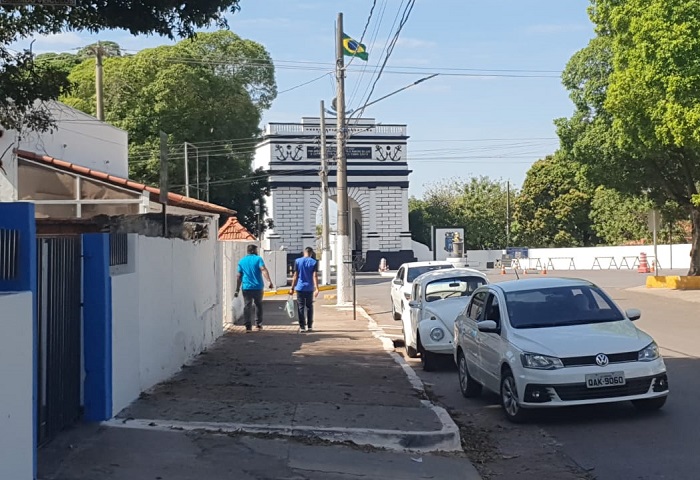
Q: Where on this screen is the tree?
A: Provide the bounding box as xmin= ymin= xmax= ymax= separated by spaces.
xmin=590 ymin=187 xmax=653 ymax=245
xmin=77 ymin=41 xmax=123 ymax=61
xmin=60 ymin=31 xmax=276 ymax=229
xmin=0 ymin=0 xmax=241 ymax=133
xmin=557 ymin=0 xmax=700 ymax=275
xmin=408 ymin=177 xmax=511 ymax=250
xmin=513 ymin=153 xmax=596 ymax=248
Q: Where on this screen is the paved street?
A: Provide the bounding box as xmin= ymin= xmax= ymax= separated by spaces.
xmin=358 ymin=270 xmax=700 ymax=480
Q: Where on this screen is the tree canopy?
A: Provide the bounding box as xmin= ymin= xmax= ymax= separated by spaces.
xmin=556 ymin=0 xmax=700 ymax=274
xmin=0 ymin=0 xmax=241 ymax=133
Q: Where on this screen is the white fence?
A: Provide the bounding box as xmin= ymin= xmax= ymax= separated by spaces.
xmin=0 ymin=292 xmax=34 ymax=480
xmin=111 ymin=226 xmax=223 ymax=415
xmin=466 ymin=244 xmax=692 ymax=271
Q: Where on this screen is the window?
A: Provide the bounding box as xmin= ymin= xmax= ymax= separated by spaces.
xmin=484 ymin=294 xmax=501 ymax=323
xmin=424 ymin=276 xmax=487 ymax=302
xmin=412 ymin=282 xmax=421 ymax=301
xmin=468 ymin=291 xmax=487 ymax=321
xmin=505 ymin=285 xmax=624 ymax=329
xmin=396 ymin=268 xmax=404 ymax=283
xmin=406 ymin=264 xmax=453 ymax=282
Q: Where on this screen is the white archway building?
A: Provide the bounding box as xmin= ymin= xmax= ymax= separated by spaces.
xmin=253 ymin=117 xmax=415 ymax=270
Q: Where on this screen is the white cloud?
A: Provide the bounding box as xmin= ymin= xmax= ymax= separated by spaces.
xmin=396 ymin=37 xmax=437 ymax=49
xmin=524 ymin=24 xmax=591 ymax=35
xmin=11 ymin=31 xmax=87 ymax=54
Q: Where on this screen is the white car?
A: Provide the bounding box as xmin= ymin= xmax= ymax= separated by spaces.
xmin=454 ymin=277 xmax=669 ymax=422
xmin=403 ymin=268 xmax=488 ymax=371
xmin=390 ymin=261 xmax=454 ymax=322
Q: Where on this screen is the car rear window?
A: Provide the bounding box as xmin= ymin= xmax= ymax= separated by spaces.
xmin=407 ymin=265 xmax=453 ymax=282
xmin=425 ymin=276 xmax=487 ymax=302
xmin=504 ymin=285 xmax=624 ymax=329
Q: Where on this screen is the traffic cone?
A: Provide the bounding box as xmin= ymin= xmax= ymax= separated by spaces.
xmin=500 ymin=264 xmax=506 ymax=275
xmin=638 ymin=253 xmax=650 ymax=273
xmin=541 ymin=266 xmax=548 ymax=275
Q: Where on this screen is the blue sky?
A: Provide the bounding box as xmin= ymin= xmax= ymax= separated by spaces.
xmin=12 ymin=0 xmax=595 ymax=197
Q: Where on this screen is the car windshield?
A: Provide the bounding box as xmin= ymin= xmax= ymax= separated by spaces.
xmin=504 ymin=285 xmax=625 ymax=329
xmin=425 ymin=276 xmax=487 ymax=302
xmin=407 ymin=265 xmax=452 ymax=282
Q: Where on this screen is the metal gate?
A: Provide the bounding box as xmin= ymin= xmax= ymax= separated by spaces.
xmin=36 ymin=236 xmax=83 ymax=446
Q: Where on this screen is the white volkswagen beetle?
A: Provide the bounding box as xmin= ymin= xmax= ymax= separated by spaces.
xmin=400 ymin=268 xmax=488 ymax=371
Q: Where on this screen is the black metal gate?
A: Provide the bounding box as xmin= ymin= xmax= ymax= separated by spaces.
xmin=36 ymin=236 xmax=83 ymax=446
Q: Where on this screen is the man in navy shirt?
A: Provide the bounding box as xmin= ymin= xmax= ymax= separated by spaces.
xmin=235 ymin=244 xmax=274 ymax=332
xmin=289 ymin=247 xmax=320 ymax=332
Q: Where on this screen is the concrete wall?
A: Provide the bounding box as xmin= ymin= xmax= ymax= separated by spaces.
xmin=412 ymin=240 xmax=433 ymax=262
xmin=467 ymin=244 xmax=693 ymax=271
xmin=111 ymin=222 xmax=223 ymax=415
xmin=222 ymin=241 xmax=248 ymax=325
xmin=0 ymin=292 xmax=34 ymax=480
xmin=0 ymin=101 xmax=128 ymax=202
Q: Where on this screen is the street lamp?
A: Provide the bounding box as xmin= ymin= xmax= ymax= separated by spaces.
xmin=254 ymin=201 xmax=262 ymax=250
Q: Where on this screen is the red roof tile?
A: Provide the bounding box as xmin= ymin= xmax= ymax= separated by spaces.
xmin=15 ymin=149 xmax=236 ymax=216
xmin=218 ymin=216 xmax=256 ymax=241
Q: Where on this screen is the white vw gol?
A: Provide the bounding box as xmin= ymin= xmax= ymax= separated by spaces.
xmin=454 ymin=278 xmax=669 ymax=422
xmin=401 ymin=268 xmax=488 ymax=371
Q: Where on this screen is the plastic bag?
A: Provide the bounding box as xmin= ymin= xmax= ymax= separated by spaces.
xmin=285 ymin=295 xmax=297 ymax=319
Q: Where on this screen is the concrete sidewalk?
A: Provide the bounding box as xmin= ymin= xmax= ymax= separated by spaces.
xmin=39 ymin=296 xmax=481 ymax=479
xmin=114 ymin=297 xmax=459 ymax=451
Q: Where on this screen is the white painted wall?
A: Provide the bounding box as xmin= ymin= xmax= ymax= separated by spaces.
xmin=222 ymin=241 xmax=248 ymax=325
xmin=466 ymin=244 xmax=693 ymax=271
xmin=0 ymin=292 xmax=34 ymax=480
xmin=0 ymin=101 xmax=128 ymax=202
xmin=111 ymin=221 xmax=224 ymax=415
xmin=412 ymin=240 xmax=432 ymax=262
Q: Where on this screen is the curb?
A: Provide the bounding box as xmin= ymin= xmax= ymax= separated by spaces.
xmin=264 ymin=285 xmax=337 ymax=297
xmin=103 ymin=415 xmax=461 ymax=453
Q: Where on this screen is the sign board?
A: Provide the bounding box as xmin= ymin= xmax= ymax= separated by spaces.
xmin=306 ymin=146 xmax=372 ymax=160
xmin=506 ymin=247 xmax=529 ymax=259
xmin=432 ymin=227 xmax=465 ymax=261
xmin=647 ymin=210 xmax=662 ymax=232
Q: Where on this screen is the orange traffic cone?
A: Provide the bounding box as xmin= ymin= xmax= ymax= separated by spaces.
xmin=541 ymin=266 xmax=548 ymax=275
xmin=500 ymin=264 xmax=506 ymax=275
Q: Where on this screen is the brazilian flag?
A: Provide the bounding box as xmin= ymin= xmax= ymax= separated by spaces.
xmin=343 ymin=34 xmax=369 ymax=61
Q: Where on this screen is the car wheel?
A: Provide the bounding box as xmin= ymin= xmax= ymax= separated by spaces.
xmin=632 ymin=396 xmax=667 ymax=412
xmin=418 ymin=337 xmax=437 ymax=372
xmin=458 ymin=351 xmax=482 ymax=398
xmin=500 ymin=369 xmax=528 ymax=423
xmin=391 ymin=300 xmax=401 ymax=321
xmin=403 ymin=328 xmax=418 ymax=358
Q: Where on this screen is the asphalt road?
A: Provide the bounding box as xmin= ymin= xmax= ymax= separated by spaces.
xmin=356 ymin=270 xmax=700 ymax=480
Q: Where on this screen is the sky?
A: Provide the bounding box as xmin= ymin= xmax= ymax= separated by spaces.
xmin=11 ymin=0 xmax=596 ymax=198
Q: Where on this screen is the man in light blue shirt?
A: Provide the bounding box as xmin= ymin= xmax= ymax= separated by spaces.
xmin=235 ymin=244 xmax=274 ymax=332
xmin=289 ymin=247 xmax=319 ymax=332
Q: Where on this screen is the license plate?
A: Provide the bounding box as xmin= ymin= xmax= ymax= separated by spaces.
xmin=585 ymin=372 xmax=626 ymax=389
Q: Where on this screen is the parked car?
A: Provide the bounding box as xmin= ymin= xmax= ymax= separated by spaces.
xmin=454 ymin=277 xmax=669 ymax=422
xmin=390 ymin=261 xmax=454 ymax=323
xmin=402 ymin=268 xmax=488 ymax=370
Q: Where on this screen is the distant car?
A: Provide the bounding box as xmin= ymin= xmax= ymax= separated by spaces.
xmin=454 ymin=278 xmax=669 ymax=422
xmin=390 ymin=261 xmax=454 ymax=322
xmin=403 ymin=268 xmax=488 ymax=371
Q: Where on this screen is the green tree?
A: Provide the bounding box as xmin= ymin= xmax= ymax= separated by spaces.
xmin=590 ymin=187 xmax=653 ymax=245
xmin=513 ymin=153 xmax=596 ymax=248
xmin=0 ymin=0 xmax=241 ymax=133
xmin=557 ymin=0 xmax=700 ymax=275
xmin=409 ymin=177 xmax=511 ymax=250
xmin=60 ymin=31 xmax=276 ymax=229
xmin=34 ymin=52 xmax=81 ymax=77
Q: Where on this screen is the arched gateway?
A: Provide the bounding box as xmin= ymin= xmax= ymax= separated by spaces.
xmin=254 ymin=117 xmax=415 ymax=271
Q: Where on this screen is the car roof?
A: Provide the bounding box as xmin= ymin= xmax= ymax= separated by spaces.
xmin=492 ymin=277 xmax=594 ymax=294
xmin=400 ymin=261 xmax=454 ymax=269
xmin=415 ymin=268 xmax=487 ymax=284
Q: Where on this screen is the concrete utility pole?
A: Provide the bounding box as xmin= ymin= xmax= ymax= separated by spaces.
xmin=320 ymin=100 xmax=331 ymax=285
xmin=506 ymin=180 xmax=511 ymax=248
xmin=95 ymin=42 xmax=105 ymax=121
xmin=184 ymin=143 xmax=191 ymax=197
xmin=335 ymin=12 xmax=351 ymax=304
xmin=205 ymin=154 xmax=210 ymax=203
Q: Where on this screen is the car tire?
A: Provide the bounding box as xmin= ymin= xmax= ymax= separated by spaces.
xmin=403 ymin=329 xmax=419 ymax=358
xmin=391 ymin=300 xmax=402 ymax=321
xmin=418 ymin=337 xmax=437 ymax=371
xmin=500 ymin=368 xmax=528 ymax=423
xmin=458 ymin=351 xmax=482 ymax=398
xmin=632 ymin=396 xmax=667 ymax=412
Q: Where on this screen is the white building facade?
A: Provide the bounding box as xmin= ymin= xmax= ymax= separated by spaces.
xmin=254 ymin=117 xmax=415 ymax=271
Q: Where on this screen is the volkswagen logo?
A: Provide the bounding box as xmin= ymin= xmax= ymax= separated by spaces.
xmin=595 ymin=353 xmax=609 ymax=366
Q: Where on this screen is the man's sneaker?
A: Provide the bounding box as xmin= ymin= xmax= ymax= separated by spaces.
xmin=307 ymin=327 xmax=314 ymax=333
xmin=245 ymin=327 xmax=253 ymax=333
xmin=256 ymin=324 xmax=263 ymax=331
xmin=299 ymin=327 xmax=307 ymax=333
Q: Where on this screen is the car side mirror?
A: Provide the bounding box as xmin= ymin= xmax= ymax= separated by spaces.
xmin=626 ymin=308 xmax=641 ymax=321
xmin=393 ymin=279 xmax=403 ymax=286
xmin=478 ymin=320 xmax=499 ymax=333
xmin=408 ymin=300 xmax=421 ymax=309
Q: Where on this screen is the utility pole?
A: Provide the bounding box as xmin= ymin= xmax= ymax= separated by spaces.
xmin=320 ymin=100 xmax=331 ymax=286
xmin=195 ymin=149 xmax=200 ymax=199
xmin=184 ymin=143 xmax=191 ymax=197
xmin=506 ymin=180 xmax=511 ymax=248
xmin=205 ymin=154 xmax=210 ymax=203
xmin=335 ymin=12 xmax=351 ymax=305
xmin=95 ymin=42 xmax=105 ymax=121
